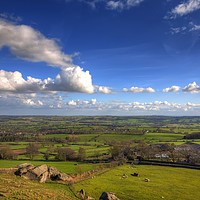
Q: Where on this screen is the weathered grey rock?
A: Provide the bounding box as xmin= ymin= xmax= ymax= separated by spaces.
xmin=20 ymin=165 xmax=35 ymax=174
xmin=13 ymin=163 xmax=73 ymax=183
xmin=15 ymin=163 xmax=35 ymax=176
xmin=57 ymin=172 xmax=73 ymax=181
xmin=16 ymin=163 xmax=34 ymax=168
xmin=39 ymin=171 xmax=49 ymax=183
xmin=48 ymin=166 xmax=59 ymax=179
xmin=32 ymin=164 xmax=48 ymax=177
xmin=99 ymin=192 xmax=120 ymax=200
xmin=21 ymin=171 xmax=38 ymax=180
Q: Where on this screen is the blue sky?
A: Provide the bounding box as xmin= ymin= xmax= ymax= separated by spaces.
xmin=0 ymin=0 xmax=200 ymax=115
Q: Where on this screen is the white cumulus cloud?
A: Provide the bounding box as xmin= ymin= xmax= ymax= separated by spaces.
xmin=162 ymin=86 xmax=180 ymax=92
xmin=54 ymin=67 xmax=94 ymax=93
xmin=0 ymin=19 xmax=72 ymax=68
xmin=123 ymin=86 xmax=155 ymax=93
xmin=98 ymin=86 xmax=112 ymax=94
xmin=0 ymin=19 xmax=110 ymax=94
xmin=0 ymin=69 xmax=95 ymax=94
xmin=182 ymin=82 xmax=200 ymax=93
xmin=68 ymin=100 xmax=77 ymax=106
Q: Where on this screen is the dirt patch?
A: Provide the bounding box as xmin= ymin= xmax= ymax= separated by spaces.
xmin=12 ymin=149 xmax=26 ymax=155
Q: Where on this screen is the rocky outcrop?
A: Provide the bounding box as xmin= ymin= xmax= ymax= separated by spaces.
xmin=32 ymin=164 xmax=48 ymax=177
xmin=39 ymin=171 xmax=49 ymax=183
xmin=14 ymin=163 xmax=73 ymax=183
xmin=16 ymin=163 xmax=34 ymax=169
xmin=15 ymin=163 xmax=35 ymax=175
xmin=21 ymin=171 xmax=37 ymax=180
xmin=57 ymin=171 xmax=73 ymax=181
xmin=99 ymin=192 xmax=120 ymax=200
xmin=48 ymin=166 xmax=59 ymax=177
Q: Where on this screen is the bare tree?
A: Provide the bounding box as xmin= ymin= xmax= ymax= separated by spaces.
xmin=55 ymin=147 xmax=77 ymax=161
xmin=177 ymin=144 xmax=195 ymax=163
xmin=26 ymin=143 xmax=40 ymax=160
xmin=78 ymin=147 xmax=86 ymax=161
xmin=0 ymin=145 xmax=17 ymax=160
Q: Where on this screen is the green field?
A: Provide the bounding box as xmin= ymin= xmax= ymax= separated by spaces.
xmin=74 ymin=164 xmax=200 ymax=200
xmin=0 ymin=160 xmax=101 ymax=174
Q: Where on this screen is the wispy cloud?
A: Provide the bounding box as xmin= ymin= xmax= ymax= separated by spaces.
xmin=79 ymin=0 xmax=144 ymax=11
xmin=170 ymin=26 xmax=187 ymax=34
xmin=0 ymin=13 xmax=22 ymax=22
xmin=169 ymin=22 xmax=200 ymax=35
xmin=170 ymin=0 xmax=200 ymax=18
xmin=189 ymin=22 xmax=200 ymax=31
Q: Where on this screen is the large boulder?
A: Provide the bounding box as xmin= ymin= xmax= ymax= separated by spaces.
xmin=48 ymin=166 xmax=60 ymax=179
xmin=39 ymin=171 xmax=49 ymax=183
xmin=99 ymin=192 xmax=120 ymax=200
xmin=21 ymin=171 xmax=38 ymax=180
xmin=31 ymin=164 xmax=48 ymax=177
xmin=15 ymin=163 xmax=35 ymax=176
xmin=16 ymin=163 xmax=34 ymax=169
xmin=57 ymin=172 xmax=73 ymax=181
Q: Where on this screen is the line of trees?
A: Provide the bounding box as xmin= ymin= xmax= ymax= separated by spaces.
xmin=184 ymin=132 xmax=200 ymax=139
xmin=110 ymin=141 xmax=200 ymax=165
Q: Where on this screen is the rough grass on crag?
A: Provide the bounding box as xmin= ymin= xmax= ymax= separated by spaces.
xmin=0 ymin=173 xmax=79 ymax=199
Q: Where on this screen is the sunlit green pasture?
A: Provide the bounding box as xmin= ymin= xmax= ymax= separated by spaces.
xmin=97 ymin=132 xmax=184 ymax=142
xmin=74 ymin=164 xmax=200 ymax=200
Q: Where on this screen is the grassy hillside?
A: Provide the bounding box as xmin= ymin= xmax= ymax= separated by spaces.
xmin=0 ymin=173 xmax=78 ymax=200
xmin=74 ymin=164 xmax=200 ymax=200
